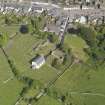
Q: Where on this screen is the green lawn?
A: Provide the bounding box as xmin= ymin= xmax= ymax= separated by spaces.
xmin=0 ymin=14 xmax=61 ymax=105
xmin=23 ymin=64 xmax=58 ymax=84
xmin=0 ymin=49 xmax=24 ymax=105
xmin=24 ymin=87 xmax=39 ymax=99
xmin=0 ymin=24 xmax=19 ymax=37
xmin=0 ymin=49 xmax=12 ymax=84
xmin=32 ymin=41 xmax=55 ymax=56
xmin=18 ymin=100 xmax=28 ymax=105
xmin=5 ymin=34 xmax=58 ymax=84
xmin=6 ymin=34 xmax=38 ymax=73
xmin=64 ymin=35 xmax=89 ymax=61
xmin=36 ymin=95 xmax=62 ymax=105
xmin=18 ymin=95 xmax=62 ymax=105
xmin=52 ymin=63 xmax=105 ymax=105
xmin=70 ymin=94 xmax=105 ymax=105
xmin=0 ymin=78 xmax=23 ymax=105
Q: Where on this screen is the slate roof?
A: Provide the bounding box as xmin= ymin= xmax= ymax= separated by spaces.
xmin=33 ymin=56 xmax=45 ymax=65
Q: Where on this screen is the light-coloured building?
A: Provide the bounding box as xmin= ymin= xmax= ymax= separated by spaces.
xmin=86 ymin=0 xmax=90 ymax=3
xmin=31 ymin=55 xmax=45 ymax=69
xmin=79 ymin=16 xmax=87 ymax=24
xmin=75 ymin=16 xmax=87 ymax=24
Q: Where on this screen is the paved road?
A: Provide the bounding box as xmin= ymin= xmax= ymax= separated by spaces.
xmin=1 ymin=1 xmax=105 ymax=19
xmin=59 ymin=16 xmax=69 ymax=45
xmin=32 ymin=2 xmax=105 ymax=19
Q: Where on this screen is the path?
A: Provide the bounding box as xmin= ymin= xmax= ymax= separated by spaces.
xmin=70 ymin=91 xmax=105 ymax=98
xmin=3 ymin=76 xmax=14 ymax=84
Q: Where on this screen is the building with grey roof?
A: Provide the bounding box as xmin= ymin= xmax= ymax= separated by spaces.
xmin=31 ymin=55 xmax=45 ymax=69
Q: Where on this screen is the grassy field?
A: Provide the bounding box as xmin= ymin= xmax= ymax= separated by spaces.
xmin=64 ymin=34 xmax=89 ymax=61
xmin=51 ymin=63 xmax=105 ymax=105
xmin=0 ymin=49 xmax=24 ymax=105
xmin=0 ymin=49 xmax=13 ymax=84
xmin=0 ymin=78 xmax=23 ymax=105
xmin=5 ymin=33 xmax=58 ymax=84
xmin=18 ymin=100 xmax=28 ymax=105
xmin=0 ymin=21 xmax=60 ymax=104
xmin=5 ymin=34 xmax=38 ymax=73
xmin=23 ymin=64 xmax=58 ymax=84
xmin=19 ymin=95 xmax=62 ymax=105
xmin=24 ymin=87 xmax=39 ymax=99
xmin=0 ymin=22 xmax=20 ymax=37
xmin=36 ymin=95 xmax=62 ymax=105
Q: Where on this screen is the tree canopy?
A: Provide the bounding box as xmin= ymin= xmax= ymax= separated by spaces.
xmin=78 ymin=25 xmax=97 ymax=46
xmin=0 ymin=33 xmax=8 ymax=47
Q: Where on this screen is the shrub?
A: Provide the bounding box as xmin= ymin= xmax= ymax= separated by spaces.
xmin=20 ymin=25 xmax=29 ymax=34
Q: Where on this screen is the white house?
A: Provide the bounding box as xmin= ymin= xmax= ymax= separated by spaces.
xmin=31 ymin=55 xmax=45 ymax=69
xmin=86 ymin=0 xmax=90 ymax=3
xmin=79 ymin=16 xmax=87 ymax=24
xmin=75 ymin=16 xmax=87 ymax=24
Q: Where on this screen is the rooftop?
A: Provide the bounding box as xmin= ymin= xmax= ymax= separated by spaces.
xmin=32 ymin=55 xmax=45 ymax=65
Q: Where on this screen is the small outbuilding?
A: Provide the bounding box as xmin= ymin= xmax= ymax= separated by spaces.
xmin=31 ymin=55 xmax=45 ymax=69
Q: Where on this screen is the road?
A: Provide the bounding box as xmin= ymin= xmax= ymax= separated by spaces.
xmin=59 ymin=16 xmax=69 ymax=45
xmin=0 ymin=1 xmax=105 ymax=20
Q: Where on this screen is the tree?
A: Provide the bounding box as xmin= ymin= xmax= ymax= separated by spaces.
xmin=0 ymin=33 xmax=8 ymax=47
xmin=30 ymin=17 xmax=40 ymax=32
xmin=41 ymin=9 xmax=48 ymax=16
xmin=80 ymin=3 xmax=83 ymax=10
xmin=60 ymin=95 xmax=66 ymax=102
xmin=4 ymin=16 xmax=11 ymax=25
xmin=30 ymin=18 xmax=35 ymax=28
xmin=47 ymin=33 xmax=59 ymax=44
xmin=102 ymin=16 xmax=105 ymax=24
xmin=92 ymin=0 xmax=95 ymax=6
xmin=84 ymin=31 xmax=105 ymax=65
xmin=97 ymin=3 xmax=100 ymax=9
xmin=20 ymin=25 xmax=29 ymax=34
xmin=78 ymin=25 xmax=97 ymax=46
xmin=51 ymin=58 xmax=58 ymax=67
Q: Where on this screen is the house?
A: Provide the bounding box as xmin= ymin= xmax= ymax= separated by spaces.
xmin=79 ymin=16 xmax=87 ymax=24
xmin=30 ymin=3 xmax=44 ymax=13
xmin=75 ymin=16 xmax=87 ymax=24
xmin=86 ymin=0 xmax=90 ymax=3
xmin=31 ymin=55 xmax=45 ymax=69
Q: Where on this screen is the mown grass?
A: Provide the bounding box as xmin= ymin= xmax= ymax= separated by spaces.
xmin=0 ymin=78 xmax=23 ymax=105
xmin=64 ymin=34 xmax=89 ymax=61
xmin=6 ymin=34 xmax=38 ymax=73
xmin=23 ymin=64 xmax=58 ymax=84
xmin=51 ymin=63 xmax=105 ymax=105
xmin=70 ymin=94 xmax=105 ymax=105
xmin=0 ymin=24 xmax=19 ymax=37
xmin=0 ymin=49 xmax=12 ymax=84
xmin=0 ymin=14 xmax=59 ymax=105
xmin=36 ymin=95 xmax=62 ymax=105
xmin=5 ymin=33 xmax=58 ymax=85
xmin=0 ymin=48 xmax=24 ymax=105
